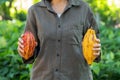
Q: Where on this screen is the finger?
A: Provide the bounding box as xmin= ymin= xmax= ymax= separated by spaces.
xmin=35 ymin=42 xmax=38 ymax=46
xmin=93 ymin=44 xmax=101 ymax=48
xmin=18 ymin=38 xmax=23 ymax=43
xmin=21 ymin=34 xmax=24 ymax=37
xmin=17 ymin=46 xmax=24 ymax=53
xmin=95 ymin=38 xmax=100 ymax=43
xmin=18 ymin=49 xmax=24 ymax=57
xmin=17 ymin=47 xmax=24 ymax=57
xmin=93 ymin=48 xmax=101 ymax=51
xmin=93 ymin=52 xmax=100 ymax=56
xmin=18 ymin=41 xmax=24 ymax=48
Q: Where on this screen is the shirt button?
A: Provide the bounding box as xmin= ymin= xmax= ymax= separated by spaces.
xmin=56 ymin=69 xmax=58 ymax=71
xmin=58 ymin=25 xmax=61 ymax=28
xmin=58 ymin=40 xmax=61 ymax=42
xmin=57 ymin=54 xmax=60 ymax=56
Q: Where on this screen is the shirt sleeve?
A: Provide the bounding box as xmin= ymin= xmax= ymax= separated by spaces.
xmin=83 ymin=6 xmax=101 ymax=62
xmin=22 ymin=7 xmax=40 ymax=64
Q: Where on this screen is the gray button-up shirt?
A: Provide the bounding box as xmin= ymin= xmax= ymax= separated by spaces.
xmin=23 ymin=0 xmax=100 ymax=80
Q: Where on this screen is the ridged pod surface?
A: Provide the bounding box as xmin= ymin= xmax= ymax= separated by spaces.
xmin=22 ymin=31 xmax=36 ymax=60
xmin=82 ymin=28 xmax=97 ymax=65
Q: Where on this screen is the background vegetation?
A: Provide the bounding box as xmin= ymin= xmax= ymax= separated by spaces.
xmin=0 ymin=0 xmax=120 ymax=80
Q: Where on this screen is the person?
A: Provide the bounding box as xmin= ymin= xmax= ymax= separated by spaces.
xmin=17 ymin=0 xmax=101 ymax=80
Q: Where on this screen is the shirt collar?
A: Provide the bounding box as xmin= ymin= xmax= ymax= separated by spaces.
xmin=69 ymin=0 xmax=82 ymax=6
xmin=38 ymin=0 xmax=82 ymax=7
xmin=38 ymin=0 xmax=46 ymax=7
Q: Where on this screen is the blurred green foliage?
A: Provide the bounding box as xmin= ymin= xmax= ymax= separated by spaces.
xmin=91 ymin=22 xmax=120 ymax=80
xmin=0 ymin=0 xmax=120 ymax=80
xmin=0 ymin=0 xmax=13 ymax=20
xmin=85 ymin=0 xmax=120 ymax=26
xmin=0 ymin=20 xmax=30 ymax=80
xmin=0 ymin=0 xmax=40 ymax=21
xmin=15 ymin=10 xmax=27 ymax=21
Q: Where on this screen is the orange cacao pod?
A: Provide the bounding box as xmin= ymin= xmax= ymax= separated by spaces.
xmin=22 ymin=31 xmax=37 ymax=60
xmin=82 ymin=28 xmax=97 ymax=65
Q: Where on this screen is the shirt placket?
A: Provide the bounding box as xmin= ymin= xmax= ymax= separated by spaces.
xmin=54 ymin=15 xmax=62 ymax=80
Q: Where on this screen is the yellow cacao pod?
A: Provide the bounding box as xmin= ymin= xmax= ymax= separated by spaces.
xmin=82 ymin=28 xmax=97 ymax=65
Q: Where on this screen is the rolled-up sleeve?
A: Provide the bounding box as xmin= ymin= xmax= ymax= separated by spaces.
xmin=83 ymin=6 xmax=101 ymax=62
xmin=22 ymin=7 xmax=40 ymax=64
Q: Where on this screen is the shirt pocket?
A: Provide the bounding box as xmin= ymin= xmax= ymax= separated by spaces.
xmin=63 ymin=24 xmax=84 ymax=45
